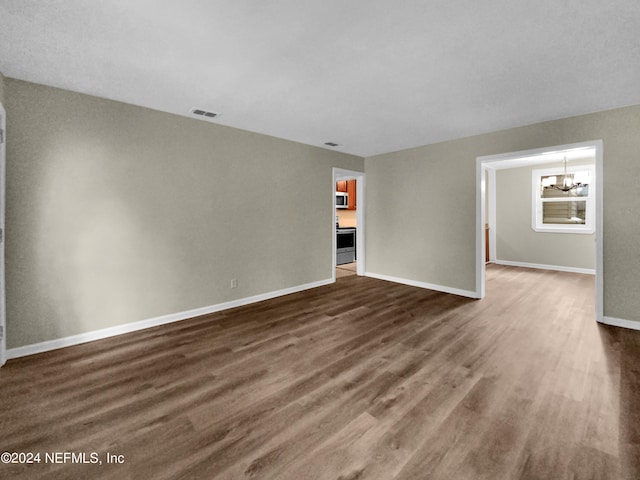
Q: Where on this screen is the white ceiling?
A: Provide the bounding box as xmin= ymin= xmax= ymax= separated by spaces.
xmin=1 ymin=1 xmax=639 ymax=157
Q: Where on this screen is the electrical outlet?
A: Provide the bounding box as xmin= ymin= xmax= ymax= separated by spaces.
xmin=230 ymin=279 xmax=238 ymax=289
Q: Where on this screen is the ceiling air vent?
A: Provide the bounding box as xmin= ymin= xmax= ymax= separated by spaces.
xmin=190 ymin=107 xmax=220 ymax=120
xmin=324 ymin=142 xmax=339 ymax=147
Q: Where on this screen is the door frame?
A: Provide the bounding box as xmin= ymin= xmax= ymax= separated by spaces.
xmin=0 ymin=103 xmax=6 ymax=366
xmin=332 ymin=168 xmax=365 ymax=280
xmin=475 ymin=140 xmax=604 ymax=322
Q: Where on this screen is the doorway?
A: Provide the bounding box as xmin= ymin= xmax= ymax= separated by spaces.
xmin=476 ymin=140 xmax=603 ymax=322
xmin=332 ymin=168 xmax=365 ymax=281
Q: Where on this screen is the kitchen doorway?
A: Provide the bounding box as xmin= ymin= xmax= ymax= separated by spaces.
xmin=332 ymin=168 xmax=365 ymax=281
xmin=475 ymin=140 xmax=603 ymax=322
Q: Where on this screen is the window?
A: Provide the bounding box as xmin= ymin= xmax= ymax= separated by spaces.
xmin=532 ymin=164 xmax=595 ymax=234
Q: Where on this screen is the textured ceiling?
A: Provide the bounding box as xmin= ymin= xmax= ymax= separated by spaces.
xmin=1 ymin=0 xmax=639 ymax=157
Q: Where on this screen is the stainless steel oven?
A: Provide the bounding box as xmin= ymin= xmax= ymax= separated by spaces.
xmin=336 ymin=228 xmax=356 ymax=265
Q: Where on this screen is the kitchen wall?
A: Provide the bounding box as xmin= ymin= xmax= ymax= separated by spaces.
xmin=4 ymin=78 xmax=363 ymax=349
xmin=495 ymin=158 xmax=595 ymax=270
xmin=336 ymin=209 xmax=357 ymax=227
xmin=365 ymin=104 xmax=640 ymax=324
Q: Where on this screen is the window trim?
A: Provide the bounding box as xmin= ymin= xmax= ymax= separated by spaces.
xmin=531 ymin=164 xmax=596 ymax=234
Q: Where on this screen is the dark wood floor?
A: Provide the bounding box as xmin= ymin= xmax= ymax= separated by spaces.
xmin=1 ymin=265 xmax=639 ymax=479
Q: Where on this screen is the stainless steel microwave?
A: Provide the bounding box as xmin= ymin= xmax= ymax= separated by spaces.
xmin=336 ymin=192 xmax=348 ymax=208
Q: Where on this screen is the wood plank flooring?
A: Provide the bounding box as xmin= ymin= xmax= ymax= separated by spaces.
xmin=336 ymin=262 xmax=357 ymax=278
xmin=1 ymin=264 xmax=639 ymax=479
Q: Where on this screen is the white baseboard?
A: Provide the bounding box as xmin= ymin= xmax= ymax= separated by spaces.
xmin=6 ymin=278 xmax=335 ymax=360
xmin=599 ymin=316 xmax=640 ymax=331
xmin=493 ymin=259 xmax=595 ymax=275
xmin=365 ymin=272 xmax=479 ymax=299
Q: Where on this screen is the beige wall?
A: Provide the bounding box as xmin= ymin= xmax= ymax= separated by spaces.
xmin=365 ymin=104 xmax=640 ymax=323
xmin=0 ymin=71 xmax=5 ymax=106
xmin=495 ymin=159 xmax=595 ymax=269
xmin=5 ymin=78 xmax=363 ymax=349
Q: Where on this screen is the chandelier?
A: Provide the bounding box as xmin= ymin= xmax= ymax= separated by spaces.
xmin=541 ymin=156 xmax=590 ymax=192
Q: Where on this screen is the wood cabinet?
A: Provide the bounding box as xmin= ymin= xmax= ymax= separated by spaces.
xmin=346 ymin=180 xmax=357 ymax=210
xmin=336 ymin=180 xmax=357 ymax=210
